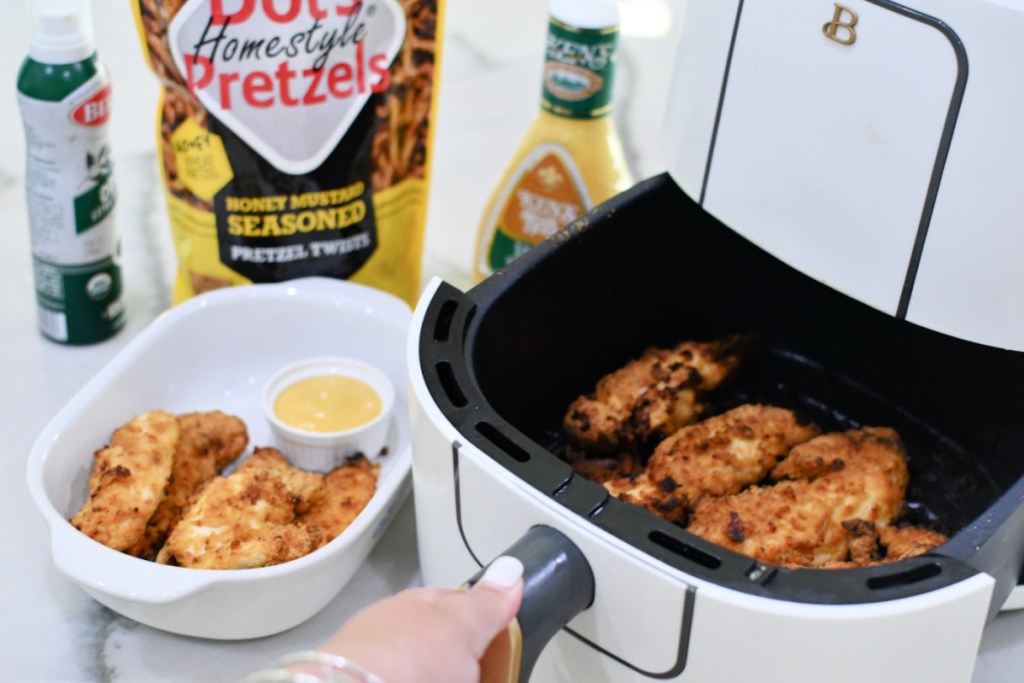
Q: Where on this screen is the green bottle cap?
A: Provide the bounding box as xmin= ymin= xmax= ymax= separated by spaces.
xmin=541 ymin=0 xmax=620 ymax=119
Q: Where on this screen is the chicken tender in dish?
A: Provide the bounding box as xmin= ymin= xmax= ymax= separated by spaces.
xmin=126 ymin=411 xmax=249 ymax=560
xmin=156 ymin=447 xmax=325 ymax=569
xmin=300 ymin=456 xmax=379 ymax=545
xmin=687 ymin=427 xmax=910 ymax=568
xmin=180 ymin=410 xmax=251 ymax=471
xmin=564 ymin=336 xmax=746 ymax=457
xmin=71 ymin=411 xmax=180 ymax=552
xmin=604 ymin=405 xmax=819 ymax=523
xmin=157 ymin=447 xmax=379 ymax=569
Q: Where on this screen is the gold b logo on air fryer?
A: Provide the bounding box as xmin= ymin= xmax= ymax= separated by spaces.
xmin=823 ymin=3 xmax=858 ymax=45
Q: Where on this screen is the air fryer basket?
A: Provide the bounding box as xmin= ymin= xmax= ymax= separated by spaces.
xmin=419 ymin=173 xmax=1024 ymax=615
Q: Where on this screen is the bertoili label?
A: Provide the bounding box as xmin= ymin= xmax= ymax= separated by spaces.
xmin=169 ymin=0 xmax=406 ymax=175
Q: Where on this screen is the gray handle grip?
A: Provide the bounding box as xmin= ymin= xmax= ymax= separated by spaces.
xmin=469 ymin=525 xmax=595 ymax=683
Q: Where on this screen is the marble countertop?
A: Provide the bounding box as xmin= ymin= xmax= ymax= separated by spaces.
xmin=1 ymin=1 xmax=1022 ymax=681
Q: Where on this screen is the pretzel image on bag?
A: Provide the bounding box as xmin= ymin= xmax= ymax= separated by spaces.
xmin=132 ymin=0 xmax=441 ymax=305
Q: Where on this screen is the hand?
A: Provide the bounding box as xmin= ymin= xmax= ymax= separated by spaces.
xmin=320 ymin=556 xmax=525 ymax=683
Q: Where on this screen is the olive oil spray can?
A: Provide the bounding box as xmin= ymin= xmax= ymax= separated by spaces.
xmin=17 ymin=0 xmax=125 ymax=344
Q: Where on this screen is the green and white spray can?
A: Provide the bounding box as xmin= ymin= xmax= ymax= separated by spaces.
xmin=17 ymin=0 xmax=124 ymax=344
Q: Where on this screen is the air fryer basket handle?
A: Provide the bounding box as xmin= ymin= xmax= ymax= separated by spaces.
xmin=468 ymin=525 xmax=595 ymax=683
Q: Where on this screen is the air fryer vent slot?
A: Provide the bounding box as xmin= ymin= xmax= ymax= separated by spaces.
xmin=435 ymin=361 xmax=468 ymax=408
xmin=476 ymin=421 xmax=532 ymax=463
xmin=650 ymin=530 xmax=722 ymax=570
xmin=432 ymin=299 xmax=459 ymax=342
xmin=867 ymin=562 xmax=942 ymax=590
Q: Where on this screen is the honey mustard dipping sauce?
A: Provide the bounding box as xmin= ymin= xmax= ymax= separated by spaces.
xmin=274 ymin=375 xmax=383 ymax=433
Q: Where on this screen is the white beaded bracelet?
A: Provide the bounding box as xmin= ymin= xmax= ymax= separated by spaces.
xmin=241 ymin=650 xmax=387 ymax=683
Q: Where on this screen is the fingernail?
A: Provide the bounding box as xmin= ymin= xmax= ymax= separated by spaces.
xmin=479 ymin=556 xmax=524 ymax=589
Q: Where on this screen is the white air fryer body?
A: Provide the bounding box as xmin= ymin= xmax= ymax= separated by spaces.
xmin=665 ymin=0 xmax=1024 ymax=352
xmin=408 ymin=0 xmax=1024 ymax=680
xmin=409 ymin=280 xmax=994 ymax=683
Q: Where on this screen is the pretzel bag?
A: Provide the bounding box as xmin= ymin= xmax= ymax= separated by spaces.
xmin=132 ymin=0 xmax=441 ymax=305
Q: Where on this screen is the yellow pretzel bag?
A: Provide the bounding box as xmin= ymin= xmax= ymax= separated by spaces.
xmin=132 ymin=0 xmax=442 ymax=305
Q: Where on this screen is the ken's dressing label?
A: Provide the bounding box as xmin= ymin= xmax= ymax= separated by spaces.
xmin=480 ymin=143 xmax=591 ymax=272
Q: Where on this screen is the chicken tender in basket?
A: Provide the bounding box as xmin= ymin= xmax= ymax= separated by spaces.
xmin=879 ymin=524 xmax=948 ymax=562
xmin=816 ymin=520 xmax=948 ymax=568
xmin=564 ymin=336 xmax=746 ymax=457
xmin=687 ymin=427 xmax=911 ymax=568
xmin=71 ymin=410 xmax=180 ymax=552
xmin=604 ymin=404 xmax=819 ymax=523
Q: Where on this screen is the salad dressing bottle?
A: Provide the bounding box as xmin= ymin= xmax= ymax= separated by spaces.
xmin=472 ymin=0 xmax=632 ymax=283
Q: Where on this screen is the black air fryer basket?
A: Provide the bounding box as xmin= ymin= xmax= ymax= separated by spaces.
xmin=418 ymin=173 xmax=1024 ymax=616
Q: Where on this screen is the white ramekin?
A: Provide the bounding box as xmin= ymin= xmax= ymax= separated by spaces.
xmin=263 ymin=356 xmax=396 ymax=471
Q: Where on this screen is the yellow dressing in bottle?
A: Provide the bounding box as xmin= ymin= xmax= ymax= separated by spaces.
xmin=274 ymin=375 xmax=382 ymax=433
xmin=473 ymin=0 xmax=632 ymax=283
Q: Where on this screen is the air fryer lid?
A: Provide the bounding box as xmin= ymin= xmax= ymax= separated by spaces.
xmin=418 ymin=174 xmax=1024 ymax=614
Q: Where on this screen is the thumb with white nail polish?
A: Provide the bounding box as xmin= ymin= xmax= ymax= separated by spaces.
xmin=478 ymin=555 xmax=525 ymax=590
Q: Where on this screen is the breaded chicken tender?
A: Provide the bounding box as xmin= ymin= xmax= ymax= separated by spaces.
xmin=564 ymin=336 xmax=746 ymax=456
xmin=181 ymin=410 xmax=250 ymax=471
xmin=841 ymin=518 xmax=884 ymax=565
xmin=819 ymin=520 xmax=948 ymax=568
xmin=156 ymin=447 xmax=325 ymax=569
xmin=126 ymin=411 xmax=249 ymax=560
xmin=299 ymin=456 xmax=379 ymax=546
xmin=71 ymin=411 xmax=180 ymax=552
xmin=604 ymin=405 xmax=819 ymax=523
xmin=879 ymin=524 xmax=948 ymax=561
xmin=687 ymin=427 xmax=910 ymax=568
xmin=771 ymin=427 xmax=909 ymax=526
xmin=563 ymin=448 xmax=643 ymax=485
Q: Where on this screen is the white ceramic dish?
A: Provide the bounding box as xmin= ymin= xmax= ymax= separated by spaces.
xmin=264 ymin=356 xmax=395 ymax=470
xmin=26 ymin=277 xmax=413 ymax=640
